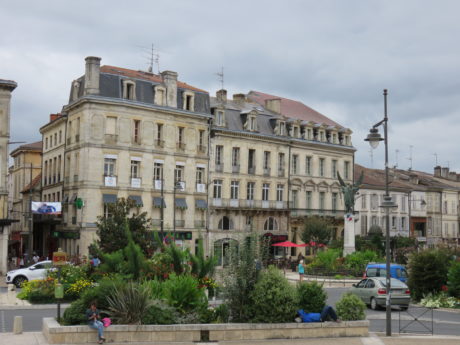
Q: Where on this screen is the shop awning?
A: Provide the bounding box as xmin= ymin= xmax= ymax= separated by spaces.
xmin=153 ymin=197 xmax=166 ymax=208
xmin=103 ymin=194 xmax=117 ymax=204
xmin=128 ymin=195 xmax=143 ymax=206
xmin=195 ymin=199 xmax=207 ymax=210
xmin=175 ymin=198 xmax=187 ymax=209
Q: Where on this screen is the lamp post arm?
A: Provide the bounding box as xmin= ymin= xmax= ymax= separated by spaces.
xmin=371 ymin=118 xmax=386 ymax=129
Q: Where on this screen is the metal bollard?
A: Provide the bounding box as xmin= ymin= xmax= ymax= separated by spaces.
xmin=13 ymin=316 xmax=23 ymax=334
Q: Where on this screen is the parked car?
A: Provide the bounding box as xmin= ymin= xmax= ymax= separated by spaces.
xmin=5 ymin=260 xmax=54 ymax=288
xmin=364 ymin=263 xmax=408 ymax=283
xmin=350 ymin=277 xmax=411 ymax=310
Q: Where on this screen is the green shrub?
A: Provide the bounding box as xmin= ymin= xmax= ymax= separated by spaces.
xmin=17 ymin=278 xmax=55 ymax=303
xmin=162 ymin=274 xmax=207 ymax=314
xmin=141 ymin=300 xmax=178 ymax=324
xmin=297 ymin=281 xmax=326 ymax=313
xmin=142 ymin=278 xmax=164 ymax=299
xmin=106 ymin=281 xmax=153 ymax=324
xmin=309 ymin=249 xmax=341 ymax=273
xmin=62 ymin=299 xmax=87 ymax=325
xmin=408 ymin=249 xmax=451 ymax=301
xmin=250 ymin=266 xmax=298 ymax=323
xmin=336 ymin=292 xmax=366 ymax=321
xmin=447 ymin=261 xmax=460 ymax=298
xmin=344 ymin=250 xmax=381 ymax=276
xmin=420 ymin=292 xmax=458 ymax=308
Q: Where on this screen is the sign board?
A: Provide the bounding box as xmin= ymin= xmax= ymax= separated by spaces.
xmin=32 ymin=202 xmax=61 ymax=215
xmin=55 ymin=283 xmax=64 ymax=299
xmin=52 ymin=250 xmax=67 ymax=266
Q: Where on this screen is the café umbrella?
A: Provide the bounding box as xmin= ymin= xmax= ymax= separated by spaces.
xmin=272 ymin=241 xmax=306 ymax=247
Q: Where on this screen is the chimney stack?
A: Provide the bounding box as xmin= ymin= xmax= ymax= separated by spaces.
xmin=84 ymin=56 xmax=101 ymax=95
xmin=161 ymin=70 xmax=178 ymax=108
xmin=233 ymin=93 xmax=246 ymax=104
xmin=434 ymin=166 xmax=441 ymax=177
xmin=441 ymin=167 xmax=449 ymax=178
xmin=265 ymin=98 xmax=281 ymax=114
xmin=448 ymin=171 xmax=457 ymax=181
xmin=216 ymin=89 xmax=227 ymax=103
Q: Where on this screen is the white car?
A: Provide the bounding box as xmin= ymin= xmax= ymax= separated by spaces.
xmin=5 ymin=260 xmax=54 ymax=287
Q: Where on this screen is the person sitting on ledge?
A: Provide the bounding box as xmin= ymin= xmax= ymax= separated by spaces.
xmin=297 ymin=305 xmax=341 ymax=323
xmin=86 ymin=302 xmax=106 ymax=344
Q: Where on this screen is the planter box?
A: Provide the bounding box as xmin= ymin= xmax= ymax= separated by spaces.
xmin=43 ymin=318 xmax=368 ymax=344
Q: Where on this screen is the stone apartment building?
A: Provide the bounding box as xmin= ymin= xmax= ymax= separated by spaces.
xmin=9 ymin=141 xmax=42 ymax=259
xmin=40 ymin=56 xmax=211 ymax=256
xmin=0 ymin=79 xmax=18 ymax=273
xmin=209 ymin=90 xmax=355 ymax=261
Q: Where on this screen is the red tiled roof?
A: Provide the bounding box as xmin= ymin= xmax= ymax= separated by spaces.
xmin=354 ymin=164 xmax=410 ymax=190
xmin=100 ymin=65 xmax=207 ymax=93
xmin=247 ymin=91 xmax=343 ymax=128
xmin=21 ymin=173 xmax=41 ymax=193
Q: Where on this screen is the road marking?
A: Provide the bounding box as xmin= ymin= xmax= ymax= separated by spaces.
xmin=361 ymin=334 xmax=385 ymax=345
xmin=1 ymin=310 xmax=5 ymax=333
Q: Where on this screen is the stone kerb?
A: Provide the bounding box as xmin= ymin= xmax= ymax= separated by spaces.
xmin=43 ymin=318 xmax=369 ymax=344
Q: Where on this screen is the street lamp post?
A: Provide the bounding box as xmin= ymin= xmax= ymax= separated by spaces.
xmin=172 ymin=180 xmax=182 ymax=241
xmin=365 ymin=89 xmax=397 ymax=336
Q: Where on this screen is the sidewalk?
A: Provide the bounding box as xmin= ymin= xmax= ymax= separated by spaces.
xmin=1 ymin=332 xmax=460 ymax=345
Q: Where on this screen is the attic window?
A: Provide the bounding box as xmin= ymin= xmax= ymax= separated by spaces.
xmin=183 ymin=91 xmax=195 ymax=111
xmin=293 ymin=126 xmax=299 ymax=138
xmin=279 ymin=121 xmax=285 ymax=135
xmin=249 ymin=116 xmax=257 ymax=131
xmin=122 ymin=80 xmax=136 ymax=100
xmin=154 ymin=86 xmax=166 ymax=106
xmin=215 ymin=110 xmax=225 ymax=126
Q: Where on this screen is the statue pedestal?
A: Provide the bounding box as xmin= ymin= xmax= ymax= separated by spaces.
xmin=343 ymin=214 xmax=355 ymax=256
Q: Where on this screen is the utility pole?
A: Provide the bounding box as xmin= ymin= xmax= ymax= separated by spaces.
xmin=27 ymin=162 xmax=33 ymax=265
xmin=160 ymin=168 xmax=164 ymax=239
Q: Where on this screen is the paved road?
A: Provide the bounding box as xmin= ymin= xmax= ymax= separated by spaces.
xmin=326 ymin=287 xmax=460 ymax=336
xmin=0 ymin=288 xmax=459 ymax=335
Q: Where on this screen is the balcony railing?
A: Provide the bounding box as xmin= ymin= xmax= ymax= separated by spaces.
xmin=278 ymin=169 xmax=285 ymax=177
xmin=156 ymin=139 xmax=165 ymax=148
xmin=263 ymin=168 xmax=271 ymax=176
xmin=152 ymin=219 xmax=162 ymax=227
xmin=104 ymin=175 xmax=117 ymax=187
xmin=211 ymin=199 xmax=287 ymax=210
xmin=154 ymin=179 xmax=162 ymax=190
xmin=215 ymin=164 xmax=223 ymax=172
xmin=175 ymin=220 xmax=185 ymax=228
xmin=196 ymin=183 xmax=206 ymax=193
xmin=197 ymin=145 xmax=206 ymax=153
xmin=232 ymin=165 xmax=240 ymax=173
xmin=194 ymin=220 xmax=205 ymax=228
xmin=248 ymin=166 xmax=256 ymax=174
xmin=176 ymin=142 xmax=186 ymax=151
xmin=290 ymin=208 xmax=345 ymax=218
xmin=131 ymin=177 xmax=142 ymax=188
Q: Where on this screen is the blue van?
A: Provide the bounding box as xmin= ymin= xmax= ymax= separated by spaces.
xmin=364 ymin=263 xmax=408 ymax=283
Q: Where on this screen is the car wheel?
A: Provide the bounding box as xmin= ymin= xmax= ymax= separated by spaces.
xmin=370 ymin=297 xmax=380 ymax=311
xmin=13 ymin=276 xmax=28 ymax=288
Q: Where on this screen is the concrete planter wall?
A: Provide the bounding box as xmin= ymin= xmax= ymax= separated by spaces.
xmin=43 ymin=317 xmax=369 ymax=344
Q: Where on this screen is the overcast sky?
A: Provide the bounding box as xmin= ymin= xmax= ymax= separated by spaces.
xmin=1 ymin=0 xmax=460 ymax=174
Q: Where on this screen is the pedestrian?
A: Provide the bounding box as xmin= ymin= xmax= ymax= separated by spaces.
xmin=32 ymin=253 xmax=40 ymax=263
xmin=297 ymin=305 xmax=341 ymax=323
xmin=85 ymin=302 xmax=106 ymax=344
xmin=19 ymin=256 xmax=24 ymax=268
xmin=298 ymin=259 xmax=304 ymax=282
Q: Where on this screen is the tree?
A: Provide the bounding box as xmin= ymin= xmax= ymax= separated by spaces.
xmin=95 ymin=198 xmax=153 ymax=255
xmin=301 ymin=216 xmax=333 ymax=248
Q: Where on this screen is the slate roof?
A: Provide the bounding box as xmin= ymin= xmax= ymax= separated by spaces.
xmin=100 ymin=66 xmax=207 ymax=93
xmin=10 ymin=141 xmax=42 ymax=157
xmin=247 ymin=90 xmax=344 ymax=128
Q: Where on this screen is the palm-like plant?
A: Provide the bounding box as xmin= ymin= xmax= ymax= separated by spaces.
xmin=105 ymin=282 xmax=153 ymax=324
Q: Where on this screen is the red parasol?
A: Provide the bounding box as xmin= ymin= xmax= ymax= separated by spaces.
xmin=272 ymin=241 xmax=303 ymax=247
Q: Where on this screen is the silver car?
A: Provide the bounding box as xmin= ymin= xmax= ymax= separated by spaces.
xmin=350 ymin=277 xmax=411 ymax=310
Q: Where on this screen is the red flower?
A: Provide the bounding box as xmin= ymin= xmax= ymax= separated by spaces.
xmin=441 ymin=285 xmax=448 ymax=292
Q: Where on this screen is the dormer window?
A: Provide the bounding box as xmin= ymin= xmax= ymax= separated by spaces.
xmin=154 ymin=86 xmax=166 ymax=106
xmin=320 ymin=131 xmax=325 ymax=142
xmin=293 ymin=126 xmax=299 ymax=138
xmin=122 ymin=80 xmax=136 ymax=100
xmin=305 ymin=128 xmax=312 ymax=140
xmin=182 ymin=91 xmax=195 ymax=111
xmin=279 ymin=121 xmax=285 ymax=135
xmin=249 ymin=116 xmax=257 ymax=131
xmin=215 ymin=109 xmax=225 ymax=126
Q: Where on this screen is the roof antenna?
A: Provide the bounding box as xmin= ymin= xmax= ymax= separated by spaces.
xmin=407 ymin=145 xmax=413 ymax=170
xmin=395 ymin=149 xmax=399 ymax=168
xmin=433 ymin=153 xmax=438 ymax=166
xmin=216 ymin=66 xmax=224 ymax=90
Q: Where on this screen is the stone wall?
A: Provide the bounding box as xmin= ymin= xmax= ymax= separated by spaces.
xmin=43 ymin=317 xmax=368 ymax=344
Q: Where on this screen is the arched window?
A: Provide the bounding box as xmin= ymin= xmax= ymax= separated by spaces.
xmin=218 ymin=216 xmax=233 ymax=230
xmin=264 ymin=217 xmax=278 ymax=231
